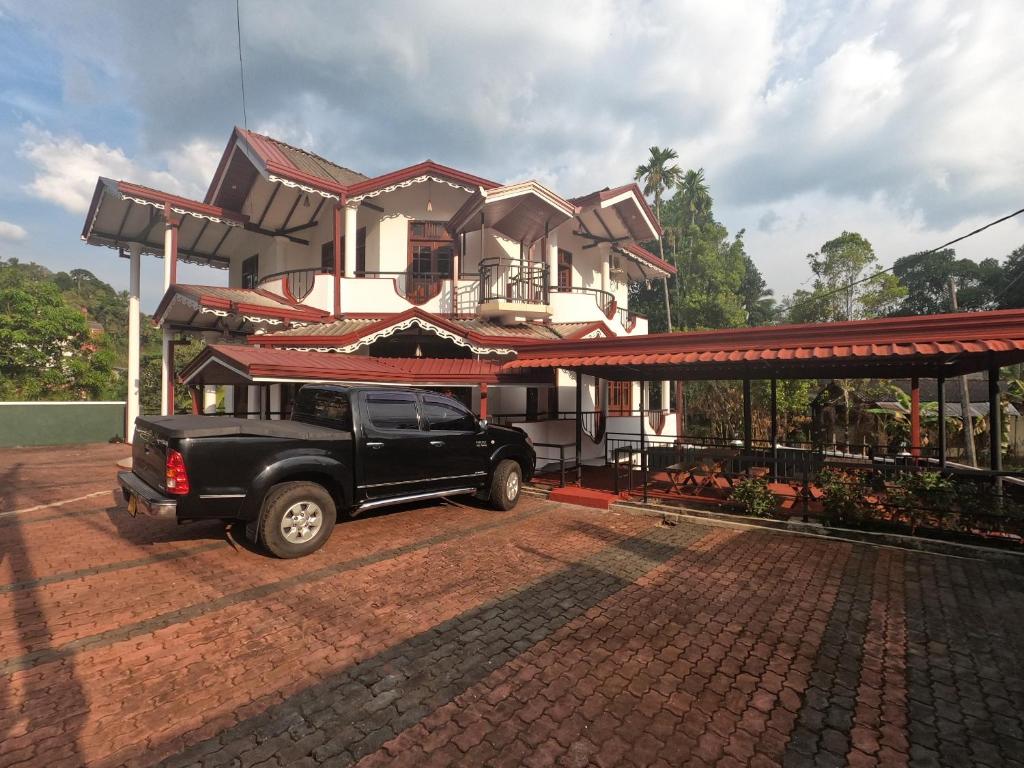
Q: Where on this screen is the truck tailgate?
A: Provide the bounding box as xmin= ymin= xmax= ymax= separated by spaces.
xmin=131 ymin=422 xmax=169 ymax=492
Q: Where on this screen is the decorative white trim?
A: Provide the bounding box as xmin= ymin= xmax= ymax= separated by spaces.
xmin=347 ymin=175 xmax=476 ymax=204
xmin=326 ymin=315 xmax=517 ymax=356
xmin=181 ymin=356 xmax=251 ymax=384
xmin=581 ymin=328 xmax=608 ymax=339
xmin=267 ymin=174 xmax=340 ymax=201
xmin=81 ymin=237 xmax=230 ymax=270
xmin=119 ymin=194 xmax=243 ymax=227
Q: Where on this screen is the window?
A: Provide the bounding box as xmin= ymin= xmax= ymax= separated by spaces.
xmin=557 ymin=249 xmax=573 ymax=291
xmin=422 ymin=395 xmax=476 ymax=432
xmin=608 ymin=381 xmax=632 ymax=416
xmin=408 ymin=221 xmax=454 ymax=301
xmin=366 ymin=392 xmax=420 ymax=430
xmin=321 ymin=228 xmax=367 ymax=274
xmin=292 ymin=388 xmax=352 ymax=431
xmin=241 ymin=254 xmax=259 ymax=289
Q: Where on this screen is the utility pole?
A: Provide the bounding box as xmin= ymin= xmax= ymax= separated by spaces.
xmin=950 ymin=277 xmax=977 ymax=466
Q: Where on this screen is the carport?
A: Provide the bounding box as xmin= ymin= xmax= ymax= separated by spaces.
xmin=504 ymin=309 xmax=1024 ymax=500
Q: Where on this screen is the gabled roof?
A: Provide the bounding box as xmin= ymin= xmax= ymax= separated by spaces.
xmin=345 ymin=160 xmax=499 ymax=202
xmin=618 ymin=243 xmax=677 ymax=277
xmin=447 ymin=181 xmax=577 ymax=244
xmin=180 ymin=344 xmax=550 ymax=386
xmin=155 ymin=284 xmax=331 ymax=328
xmin=571 ymin=182 xmax=662 ymax=239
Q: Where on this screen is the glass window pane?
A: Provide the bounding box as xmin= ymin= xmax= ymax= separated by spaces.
xmin=422 ymin=396 xmax=476 ymax=431
xmin=367 ymin=394 xmax=420 ymax=430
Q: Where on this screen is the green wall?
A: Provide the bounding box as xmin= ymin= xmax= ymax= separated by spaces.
xmin=0 ymin=402 xmax=125 ymax=448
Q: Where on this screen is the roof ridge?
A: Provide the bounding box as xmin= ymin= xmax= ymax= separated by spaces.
xmin=245 ymin=129 xmax=368 ymax=181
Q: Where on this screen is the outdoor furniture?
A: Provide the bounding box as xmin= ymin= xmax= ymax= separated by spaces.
xmin=692 ymin=448 xmax=739 ymax=496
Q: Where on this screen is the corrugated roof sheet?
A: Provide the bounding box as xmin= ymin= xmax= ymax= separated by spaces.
xmin=257 ymin=134 xmax=368 ymax=187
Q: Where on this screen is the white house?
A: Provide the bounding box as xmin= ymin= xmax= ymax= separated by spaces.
xmin=81 ymin=127 xmax=680 ymax=464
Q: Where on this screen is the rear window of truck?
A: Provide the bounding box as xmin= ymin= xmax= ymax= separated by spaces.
xmin=293 ymin=389 xmax=352 ymax=431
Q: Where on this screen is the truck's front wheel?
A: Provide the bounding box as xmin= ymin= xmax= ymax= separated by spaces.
xmin=258 ymin=481 xmax=337 ymax=558
xmin=489 ymin=460 xmax=522 ymax=511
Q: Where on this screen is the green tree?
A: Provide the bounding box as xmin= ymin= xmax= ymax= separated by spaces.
xmin=892 ymin=249 xmax=1000 ymax=316
xmin=996 ymin=244 xmax=1024 ymax=309
xmin=634 ymin=146 xmax=683 ymax=242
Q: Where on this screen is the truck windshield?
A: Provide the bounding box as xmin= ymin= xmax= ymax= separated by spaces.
xmin=292 ymin=388 xmax=352 ymax=431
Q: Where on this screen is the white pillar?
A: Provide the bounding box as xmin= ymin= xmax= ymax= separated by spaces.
xmin=160 ymin=328 xmax=172 ymax=416
xmin=269 ymin=384 xmax=282 ymax=420
xmin=163 ymin=220 xmax=175 ymax=292
xmin=660 ymin=381 xmax=670 ymax=414
xmin=203 ymin=386 xmax=218 ymax=415
xmin=601 ymin=247 xmax=610 ymax=293
xmin=127 ymin=244 xmax=142 ymax=440
xmin=247 ymin=385 xmax=260 ymax=419
xmin=547 ymin=230 xmax=559 ymax=288
xmin=223 ymin=385 xmax=235 ymax=416
xmin=344 ymin=203 xmax=358 ymax=277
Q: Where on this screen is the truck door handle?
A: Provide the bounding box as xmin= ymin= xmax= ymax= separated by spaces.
xmin=366 ymin=441 xmax=384 ymax=449
xmin=429 ymin=440 xmax=445 ymax=447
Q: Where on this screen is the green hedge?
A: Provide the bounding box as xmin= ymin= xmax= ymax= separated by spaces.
xmin=0 ymin=402 xmax=125 ymax=448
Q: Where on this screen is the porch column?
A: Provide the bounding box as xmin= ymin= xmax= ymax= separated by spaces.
xmin=547 ymin=230 xmax=559 ymax=292
xmin=910 ymin=377 xmax=921 ymax=457
xmin=333 ymin=202 xmax=342 ymax=317
xmin=247 ymin=385 xmax=260 ymax=419
xmin=127 ymin=244 xmax=142 ymax=440
xmin=742 ymin=378 xmax=752 ymax=451
xmin=600 ymin=250 xmax=610 ymax=294
xmin=203 ymin=386 xmax=218 ymax=415
xmin=770 ymin=378 xmax=778 ymax=480
xmin=659 ymin=381 xmax=670 ymax=421
xmin=575 ymin=373 xmax=582 ymax=484
xmin=639 ymin=379 xmax=648 ymax=503
xmin=989 ymin=367 xmax=1002 ymax=472
xmin=160 ymin=213 xmax=180 ymax=416
xmin=269 ymin=384 xmax=282 ymax=420
xmin=189 ymin=387 xmax=200 ymax=415
xmin=344 ymin=202 xmax=358 ymax=277
xmin=674 ymin=380 xmax=685 ymax=439
xmin=937 ymin=376 xmax=946 ymax=469
xmin=223 ymin=385 xmax=235 ymax=416
xmin=479 ymin=382 xmax=488 ymax=419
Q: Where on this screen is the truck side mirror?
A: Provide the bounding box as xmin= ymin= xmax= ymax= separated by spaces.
xmin=478 ymin=418 xmax=488 ymax=431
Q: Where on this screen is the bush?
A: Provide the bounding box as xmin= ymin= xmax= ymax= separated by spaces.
xmin=819 ymin=469 xmax=871 ymax=526
xmin=731 ymin=476 xmax=777 ymax=518
xmin=888 ymin=471 xmax=954 ymax=533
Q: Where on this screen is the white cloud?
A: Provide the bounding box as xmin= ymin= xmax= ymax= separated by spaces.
xmin=18 ymin=125 xmax=219 ymax=214
xmin=0 ymin=220 xmax=28 ymax=240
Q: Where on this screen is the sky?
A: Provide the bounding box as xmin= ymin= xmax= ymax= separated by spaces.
xmin=0 ymin=0 xmax=1022 ymax=312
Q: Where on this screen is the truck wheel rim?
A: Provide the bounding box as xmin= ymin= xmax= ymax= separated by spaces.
xmin=281 ymin=501 xmax=323 ymax=543
xmin=506 ymin=472 xmax=519 ymax=500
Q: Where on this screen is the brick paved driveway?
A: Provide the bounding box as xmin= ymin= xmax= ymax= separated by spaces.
xmin=1 ymin=444 xmax=1023 ymax=768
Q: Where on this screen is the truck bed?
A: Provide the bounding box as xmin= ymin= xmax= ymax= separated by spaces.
xmin=139 ymin=416 xmax=349 ymax=441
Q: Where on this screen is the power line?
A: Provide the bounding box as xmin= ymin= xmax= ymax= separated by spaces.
xmin=786 ymin=205 xmax=1024 ymax=314
xmin=236 ymin=0 xmax=248 ymax=129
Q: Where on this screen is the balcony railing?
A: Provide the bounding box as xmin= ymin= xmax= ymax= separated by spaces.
xmin=563 ymin=286 xmax=616 ymax=318
xmin=356 ymin=270 xmax=452 ymax=304
xmin=617 ymin=306 xmax=637 ymax=331
xmin=258 ymin=267 xmax=329 ymax=302
xmin=478 ymin=258 xmax=549 ymax=306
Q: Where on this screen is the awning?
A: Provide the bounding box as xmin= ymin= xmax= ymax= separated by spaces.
xmin=504 ymin=309 xmax=1024 ymax=381
xmin=155 ymin=284 xmax=331 ymax=332
xmin=447 ymin=181 xmax=577 ymax=244
xmin=571 ymin=183 xmax=662 ymax=242
xmin=180 ymin=344 xmax=553 ymax=386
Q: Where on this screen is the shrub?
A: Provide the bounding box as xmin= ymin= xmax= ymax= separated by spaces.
xmin=888 ymin=471 xmax=954 ymax=533
xmin=731 ymin=476 xmax=777 ymax=518
xmin=818 ymin=469 xmax=871 ymax=526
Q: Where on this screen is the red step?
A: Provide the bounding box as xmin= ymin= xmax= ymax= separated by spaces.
xmin=548 ymin=486 xmax=618 ymax=510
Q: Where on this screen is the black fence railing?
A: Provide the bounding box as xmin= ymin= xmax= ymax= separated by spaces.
xmin=478 ymin=258 xmax=549 ymax=305
xmin=617 ymin=307 xmax=637 ymax=330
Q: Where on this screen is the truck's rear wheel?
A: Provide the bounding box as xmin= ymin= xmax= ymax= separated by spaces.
xmin=258 ymin=481 xmax=336 ymax=558
xmin=489 ymin=460 xmax=522 ymax=511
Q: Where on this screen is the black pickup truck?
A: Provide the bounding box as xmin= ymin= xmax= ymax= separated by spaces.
xmin=118 ymin=385 xmax=535 ymax=558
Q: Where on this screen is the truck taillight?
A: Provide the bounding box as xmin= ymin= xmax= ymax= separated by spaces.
xmin=165 ymin=449 xmax=190 ymax=495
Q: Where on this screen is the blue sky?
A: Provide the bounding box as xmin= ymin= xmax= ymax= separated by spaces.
xmin=1 ymin=0 xmax=1022 ymax=312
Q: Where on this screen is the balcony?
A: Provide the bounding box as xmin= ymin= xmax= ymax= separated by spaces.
xmin=477 ymin=257 xmax=551 ymax=319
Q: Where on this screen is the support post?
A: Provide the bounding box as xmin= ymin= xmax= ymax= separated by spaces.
xmin=223 ymin=385 xmax=235 ymax=416
xmin=160 ymin=328 xmax=173 ymax=416
xmin=770 ymin=378 xmax=778 ymax=480
xmin=127 ymin=244 xmax=141 ymax=440
xmin=937 ymin=375 xmax=946 ymax=469
xmin=160 ymin=214 xmax=179 ymax=417
xmin=332 ymin=202 xmax=342 ymax=317
xmin=203 ymin=386 xmax=218 ymax=415
xmin=247 ymin=385 xmax=259 ymax=420
xmin=547 ymin=230 xmax=559 ymax=291
xmin=674 ymin=380 xmax=685 ymax=439
xmin=575 ymin=373 xmax=582 ymax=485
xmin=479 ymin=382 xmax=488 ymax=420
xmin=344 ymin=202 xmax=358 ymax=277
xmin=163 ymin=211 xmax=178 ymax=291
xmin=639 ymin=381 xmax=648 ymax=503
xmin=269 ymin=384 xmax=282 ymax=420
xmin=910 ymin=377 xmax=921 ymax=458
xmin=189 ymin=387 xmax=200 ymax=415
xmin=742 ymin=378 xmax=752 ymax=452
xmin=989 ymin=366 xmax=1001 ymax=472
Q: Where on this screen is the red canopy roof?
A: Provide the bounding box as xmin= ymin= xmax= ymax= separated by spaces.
xmin=180 ymin=344 xmax=552 ymax=386
xmin=504 ymin=309 xmax=1024 ymax=381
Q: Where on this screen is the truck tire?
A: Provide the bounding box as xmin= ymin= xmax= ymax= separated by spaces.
xmin=489 ymin=460 xmax=522 ymax=511
xmin=257 ymin=481 xmax=337 ymax=558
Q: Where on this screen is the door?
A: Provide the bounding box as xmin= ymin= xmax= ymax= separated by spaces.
xmin=557 ymin=248 xmax=573 ymax=291
xmin=358 ymin=391 xmax=433 ymax=499
xmin=419 ymin=393 xmax=488 ymax=488
xmin=608 ymin=381 xmax=632 ymax=416
xmin=408 ymin=221 xmax=454 ymax=302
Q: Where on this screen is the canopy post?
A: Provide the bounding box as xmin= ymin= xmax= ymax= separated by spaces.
xmin=479 ymin=382 xmax=488 ymax=420
xmin=575 ymin=373 xmax=582 ymax=485
xmin=332 ymin=202 xmax=342 ymax=317
xmin=910 ymin=377 xmax=921 ymax=458
xmin=127 ymin=244 xmax=141 ymax=441
xmin=742 ymin=378 xmax=752 ymax=452
xmin=989 ymin=366 xmax=1001 ymax=472
xmin=770 ymin=379 xmax=778 ymax=481
xmin=639 ymin=381 xmax=648 ymax=504
xmin=937 ymin=375 xmax=946 ymax=469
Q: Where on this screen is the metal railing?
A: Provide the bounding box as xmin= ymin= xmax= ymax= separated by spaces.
xmin=617 ymin=307 xmax=637 ymax=331
xmin=257 ymin=267 xmax=329 ymax=302
xmin=478 ymin=258 xmax=549 ymax=305
xmin=533 ymin=442 xmax=570 ymax=487
xmin=490 ymin=410 xmax=603 ymax=441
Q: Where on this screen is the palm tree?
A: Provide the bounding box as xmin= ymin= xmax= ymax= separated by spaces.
xmin=679 ymin=168 xmax=711 ymax=229
xmin=635 ymin=146 xmax=683 ymax=331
